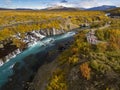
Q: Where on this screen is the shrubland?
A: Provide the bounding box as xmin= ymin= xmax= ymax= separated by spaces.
xmin=46 ymin=18 xmax=120 ymax=90
xmin=0 ymin=10 xmax=108 ymax=44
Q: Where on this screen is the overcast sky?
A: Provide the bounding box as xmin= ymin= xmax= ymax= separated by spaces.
xmin=0 ymin=0 xmax=120 ymax=9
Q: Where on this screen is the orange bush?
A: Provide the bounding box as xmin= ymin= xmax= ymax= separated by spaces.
xmin=80 ymin=63 xmax=91 ymax=80
xmin=72 ymin=47 xmax=78 ymax=54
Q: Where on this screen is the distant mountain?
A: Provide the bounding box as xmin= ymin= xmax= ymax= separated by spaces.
xmin=0 ymin=8 xmax=13 ymax=10
xmin=15 ymin=8 xmax=33 ymax=10
xmin=87 ymin=5 xmax=117 ymax=11
xmin=43 ymin=6 xmax=81 ymax=11
xmin=0 ymin=8 xmax=33 ymax=10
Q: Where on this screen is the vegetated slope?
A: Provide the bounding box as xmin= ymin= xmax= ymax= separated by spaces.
xmin=106 ymin=7 xmax=120 ymax=16
xmin=30 ymin=19 xmax=120 ymax=90
xmin=0 ymin=10 xmax=110 ymax=64
xmin=0 ymin=10 xmax=109 ymax=48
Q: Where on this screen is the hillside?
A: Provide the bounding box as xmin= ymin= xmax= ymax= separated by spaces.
xmin=42 ymin=6 xmax=81 ymax=11
xmin=106 ymin=8 xmax=120 ymax=16
xmin=29 ymin=18 xmax=120 ymax=90
xmin=87 ymin=5 xmax=117 ymax=11
xmin=0 ymin=10 xmax=108 ymax=42
xmin=0 ymin=10 xmax=109 ymax=62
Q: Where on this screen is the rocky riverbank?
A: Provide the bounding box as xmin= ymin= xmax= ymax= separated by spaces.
xmin=0 ymin=34 xmax=74 ymax=90
xmin=0 ymin=28 xmax=66 ymax=66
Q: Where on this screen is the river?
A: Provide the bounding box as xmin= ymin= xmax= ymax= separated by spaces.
xmin=0 ymin=31 xmax=76 ymax=87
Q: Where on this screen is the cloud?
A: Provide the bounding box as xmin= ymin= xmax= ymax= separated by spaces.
xmin=58 ymin=0 xmax=116 ymax=8
xmin=2 ymin=0 xmax=119 ymax=9
xmin=48 ymin=0 xmax=76 ymax=8
xmin=54 ymin=2 xmax=75 ymax=7
xmin=5 ymin=0 xmax=12 ymax=4
xmin=77 ymin=0 xmax=115 ymax=8
xmin=4 ymin=0 xmax=12 ymax=6
xmin=78 ymin=0 xmax=98 ymax=8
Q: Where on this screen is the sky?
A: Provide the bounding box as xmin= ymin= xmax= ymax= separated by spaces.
xmin=0 ymin=0 xmax=120 ymax=9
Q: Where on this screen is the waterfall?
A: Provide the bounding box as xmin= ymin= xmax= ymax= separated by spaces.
xmin=25 ymin=30 xmax=46 ymax=47
xmin=0 ymin=49 xmax=21 ymax=66
xmin=0 ymin=59 xmax=4 ymax=66
xmin=0 ymin=29 xmax=66 ymax=66
xmin=0 ymin=29 xmax=49 ymax=66
xmin=33 ymin=31 xmax=45 ymax=39
xmin=53 ymin=28 xmax=56 ymax=35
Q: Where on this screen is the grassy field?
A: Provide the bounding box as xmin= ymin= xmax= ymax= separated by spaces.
xmin=0 ymin=10 xmax=108 ymax=41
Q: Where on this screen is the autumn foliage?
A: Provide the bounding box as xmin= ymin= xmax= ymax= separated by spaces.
xmin=12 ymin=38 xmax=26 ymax=49
xmin=80 ymin=63 xmax=91 ymax=80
